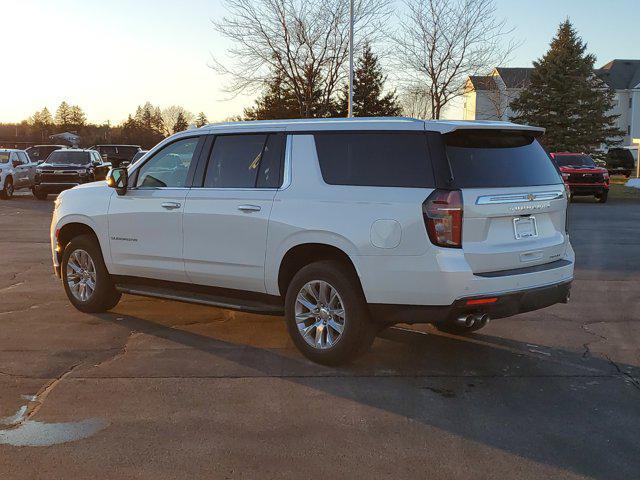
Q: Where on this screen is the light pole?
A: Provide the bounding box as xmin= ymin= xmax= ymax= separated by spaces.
xmin=348 ymin=0 xmax=354 ymax=118
xmin=633 ymin=138 xmax=640 ymax=178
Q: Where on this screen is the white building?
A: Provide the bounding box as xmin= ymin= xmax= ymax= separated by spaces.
xmin=463 ymin=60 xmax=640 ymax=150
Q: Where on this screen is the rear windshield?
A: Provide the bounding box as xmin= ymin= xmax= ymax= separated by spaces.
xmin=444 ymin=130 xmax=561 ymax=188
xmin=47 ymin=151 xmax=90 ymax=165
xmin=314 ymin=132 xmax=434 ymax=188
xmin=553 ymin=154 xmax=595 ymax=168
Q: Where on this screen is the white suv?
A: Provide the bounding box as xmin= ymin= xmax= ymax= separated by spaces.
xmin=50 ymin=118 xmax=574 ymax=365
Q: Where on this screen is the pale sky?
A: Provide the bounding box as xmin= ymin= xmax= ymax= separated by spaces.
xmin=2 ymin=0 xmax=638 ymax=124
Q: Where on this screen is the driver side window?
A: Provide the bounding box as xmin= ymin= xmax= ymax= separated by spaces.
xmin=135 ymin=137 xmax=200 ymax=188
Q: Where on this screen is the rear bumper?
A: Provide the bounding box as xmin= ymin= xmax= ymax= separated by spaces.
xmin=369 ymin=280 xmax=572 ymax=324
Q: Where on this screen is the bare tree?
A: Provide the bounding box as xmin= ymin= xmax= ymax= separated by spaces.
xmin=400 ymin=85 xmax=432 ymax=119
xmin=161 ymin=106 xmax=195 ymax=136
xmin=393 ymin=0 xmax=518 ymax=119
xmin=485 ymin=76 xmax=528 ymax=120
xmin=212 ymin=0 xmax=391 ymax=117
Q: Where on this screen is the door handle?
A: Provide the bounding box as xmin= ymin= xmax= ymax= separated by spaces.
xmin=238 ymin=204 xmax=261 ymax=213
xmin=161 ymin=202 xmax=181 ymax=210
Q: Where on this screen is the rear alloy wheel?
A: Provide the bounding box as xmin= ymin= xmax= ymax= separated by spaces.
xmin=1 ymin=178 xmax=14 ymax=199
xmin=62 ymin=234 xmax=121 ymax=313
xmin=285 ymin=261 xmax=376 ymax=365
xmin=295 ymin=280 xmax=346 ymax=350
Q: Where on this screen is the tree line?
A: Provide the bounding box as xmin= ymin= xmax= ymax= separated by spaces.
xmin=2 ymin=102 xmax=210 ymax=149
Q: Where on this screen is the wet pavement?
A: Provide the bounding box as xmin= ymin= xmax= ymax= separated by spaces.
xmin=0 ymin=191 xmax=638 ymax=479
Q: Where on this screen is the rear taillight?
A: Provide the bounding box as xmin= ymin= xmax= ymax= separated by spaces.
xmin=422 ymin=189 xmax=463 ymax=248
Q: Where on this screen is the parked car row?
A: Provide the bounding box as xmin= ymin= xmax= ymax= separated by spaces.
xmin=0 ymin=144 xmax=146 ymax=200
xmin=0 ymin=148 xmax=111 ymax=200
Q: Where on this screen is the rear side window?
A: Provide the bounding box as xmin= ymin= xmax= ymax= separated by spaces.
xmin=445 ymin=130 xmax=561 ymax=188
xmin=203 ymin=133 xmax=284 ymax=188
xmin=314 ymin=132 xmax=434 ymax=188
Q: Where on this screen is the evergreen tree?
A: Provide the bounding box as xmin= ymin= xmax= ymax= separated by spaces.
xmin=54 ymin=101 xmax=72 ymax=129
xmin=173 ymin=111 xmax=189 ymax=133
xmin=29 ymin=107 xmax=54 ymax=140
xmin=195 ymin=112 xmax=209 ymax=127
xmin=510 ymin=20 xmax=623 ymax=152
xmin=69 ymin=105 xmax=87 ymax=130
xmin=335 ymin=43 xmax=401 ymax=117
xmin=244 ymin=73 xmax=301 ymax=120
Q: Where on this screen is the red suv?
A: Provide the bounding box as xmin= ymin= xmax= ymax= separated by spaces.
xmin=550 ymin=153 xmax=610 ymax=203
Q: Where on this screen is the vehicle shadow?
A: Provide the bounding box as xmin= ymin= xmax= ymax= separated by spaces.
xmin=95 ymin=311 xmax=640 ymax=480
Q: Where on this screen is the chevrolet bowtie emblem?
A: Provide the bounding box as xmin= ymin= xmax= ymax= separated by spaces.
xmin=527 ymin=193 xmax=536 ymax=201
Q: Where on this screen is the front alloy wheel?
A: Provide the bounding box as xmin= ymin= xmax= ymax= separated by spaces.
xmin=66 ymin=249 xmax=97 ymax=302
xmin=61 ymin=234 xmax=121 ymax=313
xmin=295 ymin=280 xmax=346 ymax=350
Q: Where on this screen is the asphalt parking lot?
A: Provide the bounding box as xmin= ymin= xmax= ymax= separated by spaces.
xmin=0 ymin=191 xmax=638 ymax=480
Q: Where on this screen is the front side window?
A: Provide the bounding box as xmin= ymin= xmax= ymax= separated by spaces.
xmin=135 ymin=137 xmax=200 ymax=188
xmin=204 ymin=134 xmax=284 ymax=188
xmin=314 ymin=132 xmax=435 ymax=188
xmin=17 ymin=152 xmax=29 ymax=164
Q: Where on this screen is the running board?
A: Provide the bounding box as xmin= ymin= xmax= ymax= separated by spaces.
xmin=115 ymin=284 xmax=284 ymax=316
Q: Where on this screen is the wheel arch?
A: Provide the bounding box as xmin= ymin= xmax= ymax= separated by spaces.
xmin=276 ymin=242 xmax=363 ymax=298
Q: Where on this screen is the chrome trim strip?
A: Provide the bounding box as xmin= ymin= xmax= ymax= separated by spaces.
xmin=280 ymin=134 xmax=293 ymax=190
xmin=476 ymin=190 xmax=564 ymax=205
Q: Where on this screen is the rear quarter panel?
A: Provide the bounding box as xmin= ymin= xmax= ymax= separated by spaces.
xmin=265 ymin=134 xmax=434 ymax=296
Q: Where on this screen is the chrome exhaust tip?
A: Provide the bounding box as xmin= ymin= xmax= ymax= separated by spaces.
xmin=454 ymin=315 xmax=475 ymax=327
xmin=453 ymin=313 xmax=490 ymax=328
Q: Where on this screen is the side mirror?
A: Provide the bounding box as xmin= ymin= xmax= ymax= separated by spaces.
xmin=12 ymin=160 xmax=20 ymax=168
xmin=92 ymin=160 xmax=101 ymax=167
xmin=106 ymin=168 xmax=128 ymax=196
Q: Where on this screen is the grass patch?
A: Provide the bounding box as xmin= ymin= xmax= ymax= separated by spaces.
xmin=608 ymin=183 xmax=640 ymax=200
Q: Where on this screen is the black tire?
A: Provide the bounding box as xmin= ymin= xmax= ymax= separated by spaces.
xmin=284 ymin=260 xmax=376 ymax=366
xmin=32 ymin=188 xmax=48 ymax=200
xmin=1 ymin=177 xmax=14 ymax=199
xmin=596 ymin=191 xmax=608 ymax=204
xmin=61 ymin=234 xmax=121 ymax=313
xmin=435 ymin=316 xmax=489 ymax=335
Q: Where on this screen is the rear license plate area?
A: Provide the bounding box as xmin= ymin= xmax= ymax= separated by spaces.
xmin=513 ymin=216 xmax=538 ymax=240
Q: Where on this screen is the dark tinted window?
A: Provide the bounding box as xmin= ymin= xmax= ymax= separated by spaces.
xmin=445 ymin=130 xmax=561 ymax=188
xmin=314 ymin=132 xmax=434 ymax=187
xmin=204 ymin=134 xmax=266 ymax=188
xmin=47 ymin=151 xmax=91 ymax=165
xmin=257 ymin=134 xmax=284 ymax=188
xmin=552 ymin=154 xmax=595 ymax=168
